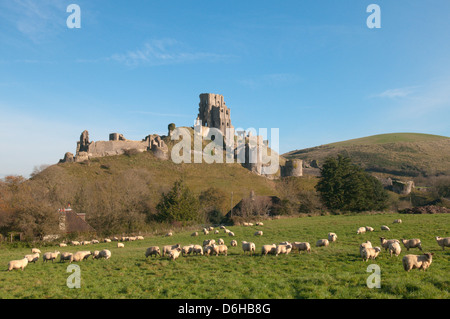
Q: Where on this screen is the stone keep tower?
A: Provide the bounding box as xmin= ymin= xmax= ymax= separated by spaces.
xmin=197 ymin=93 xmax=233 ymax=136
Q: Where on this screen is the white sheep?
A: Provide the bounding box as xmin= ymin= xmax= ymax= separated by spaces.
xmin=31 ymin=248 xmax=41 ymax=254
xmin=242 ymin=241 xmax=256 ymax=256
xmin=388 ymin=241 xmax=402 ymax=257
xmin=117 ymin=243 xmax=124 ymax=248
xmin=43 ymin=251 xmax=60 ymax=263
xmin=128 ymin=236 xmax=137 ymax=241
xmin=402 ymin=253 xmax=434 ymax=272
xmin=393 ymin=219 xmax=402 ymax=224
xmin=214 ymin=230 xmax=220 ymax=234
xmin=254 ymin=231 xmax=263 ymax=236
xmin=24 ymin=253 xmax=40 ymax=263
xmin=261 ymin=244 xmax=277 ymax=256
xmin=168 ymin=247 xmax=182 ymax=261
xmin=91 ymin=239 xmax=100 ymax=244
xmin=59 ymin=252 xmax=74 ymax=263
xmin=203 ymin=239 xmax=215 ymax=247
xmin=243 ymin=222 xmax=249 ymax=226
xmin=71 ymin=241 xmax=80 ymax=246
xmin=136 ymin=236 xmax=144 ymax=240
xmin=401 ymin=239 xmax=422 ymax=251
xmin=165 ymin=232 xmax=173 ymax=237
xmin=93 ymin=249 xmax=111 ymax=260
xmin=256 ymin=222 xmax=264 ymax=226
xmin=365 ymin=226 xmax=374 ymax=232
xmin=359 ymin=241 xmax=373 ymax=257
xmin=163 ymin=244 xmax=181 ymax=257
xmin=357 ymin=227 xmax=366 ymax=234
xmin=182 ymin=245 xmax=194 ymax=256
xmin=276 ymin=243 xmax=292 ymax=256
xmin=112 ymin=237 xmax=119 ymax=241
xmin=380 ymin=237 xmax=400 ymax=251
xmin=7 ymin=257 xmax=28 ymax=271
xmin=192 ymin=245 xmax=203 ymax=256
xmin=59 ymin=243 xmax=67 ymax=247
xmin=81 ymin=241 xmax=91 ymax=245
xmin=191 ymin=232 xmax=198 ymax=237
xmin=145 ymin=246 xmax=161 ymax=258
xmin=435 ymin=236 xmax=450 ymax=250
xmin=203 ymin=245 xmax=214 ymax=256
xmin=361 ymin=247 xmax=381 ymax=262
xmin=316 ymin=239 xmax=329 ymax=247
xmin=104 ymin=239 xmax=112 ymax=243
xmin=72 ymin=251 xmax=92 ymax=262
xmin=381 ymin=225 xmax=390 ymax=231
xmin=328 ymin=232 xmax=337 ymax=242
xmin=220 ymin=225 xmax=226 ymax=230
xmin=230 ymin=240 xmax=238 ymax=247
xmin=212 ymin=244 xmax=228 ymax=256
xmin=228 ymin=231 xmax=235 ymax=237
xmin=203 ymin=228 xmax=209 ymax=235
xmin=292 ymin=242 xmax=311 ymax=253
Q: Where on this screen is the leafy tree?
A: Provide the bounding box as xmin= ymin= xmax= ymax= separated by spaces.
xmin=316 ymin=155 xmax=388 ymax=212
xmin=156 ymin=179 xmax=200 ymax=223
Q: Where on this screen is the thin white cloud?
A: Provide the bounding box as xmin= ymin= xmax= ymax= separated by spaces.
xmin=371 ymin=87 xmax=417 ymax=99
xmin=108 ymin=39 xmax=234 ymax=67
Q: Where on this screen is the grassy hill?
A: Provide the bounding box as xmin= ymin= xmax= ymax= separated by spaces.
xmin=283 ymin=133 xmax=450 ymax=178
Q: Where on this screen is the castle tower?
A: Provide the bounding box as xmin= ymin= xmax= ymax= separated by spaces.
xmin=283 ymin=159 xmax=303 ymax=177
xmin=197 ymin=93 xmax=233 ymax=136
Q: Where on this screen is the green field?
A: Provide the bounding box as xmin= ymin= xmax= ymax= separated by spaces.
xmin=0 ymin=213 xmax=449 ymax=299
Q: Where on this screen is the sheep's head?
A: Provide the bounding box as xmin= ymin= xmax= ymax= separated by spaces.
xmin=424 ymin=252 xmax=434 ymax=261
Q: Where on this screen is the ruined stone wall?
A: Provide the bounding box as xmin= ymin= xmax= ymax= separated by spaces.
xmin=282 ymin=159 xmax=303 ymax=177
xmin=198 ymin=93 xmax=233 ymax=136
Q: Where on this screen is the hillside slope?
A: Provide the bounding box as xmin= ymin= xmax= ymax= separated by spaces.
xmin=283 ymin=133 xmax=450 ymax=178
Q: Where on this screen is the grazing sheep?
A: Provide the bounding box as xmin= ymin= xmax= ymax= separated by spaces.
xmin=435 ymin=236 xmax=450 ymax=250
xmin=212 ymin=244 xmax=228 ymax=256
xmin=228 ymin=232 xmax=235 ymax=237
xmin=203 ymin=239 xmax=216 ymax=247
xmin=192 ymin=245 xmax=203 ymax=256
xmin=316 ymin=239 xmax=329 ymax=247
xmin=203 ymin=228 xmax=209 ymax=235
xmin=162 ymin=244 xmax=181 ymax=257
xmin=214 ymin=230 xmax=220 ymax=234
xmin=357 ymin=227 xmax=366 ymax=234
xmin=167 ymin=248 xmax=182 ymax=261
xmin=59 ymin=243 xmax=67 ymax=247
xmin=225 ymin=229 xmax=231 ymax=234
xmin=276 ymin=243 xmax=293 ymax=256
xmin=72 ymin=251 xmax=92 ymax=262
xmin=128 ymin=236 xmax=137 ymax=241
xmin=243 ymin=222 xmax=249 ymax=227
xmin=380 ymin=237 xmax=400 ymax=251
xmin=217 ymin=238 xmax=225 ymax=245
xmin=381 ymin=225 xmax=390 ymax=231
xmin=104 ymin=239 xmax=111 ymax=243
xmin=261 ymin=244 xmax=277 ymax=256
xmin=7 ymin=257 xmax=28 ymax=271
xmin=145 ymin=246 xmax=161 ymax=258
xmin=191 ymin=232 xmax=199 ymax=237
xmin=31 ymin=248 xmax=41 ymax=254
xmin=203 ymin=245 xmax=214 ymax=256
xmin=136 ymin=236 xmax=144 ymax=240
xmin=388 ymin=242 xmax=402 ymax=257
xmin=359 ymin=241 xmax=373 ymax=257
xmin=43 ymin=251 xmax=60 ymax=263
xmin=230 ymin=240 xmax=238 ymax=247
xmin=93 ymin=249 xmax=111 ymax=260
xmin=220 ymin=225 xmax=226 ymax=229
xmin=292 ymin=242 xmax=311 ymax=253
xmin=24 ymin=253 xmax=40 ymax=263
xmin=256 ymin=222 xmax=264 ymax=226
xmin=165 ymin=232 xmax=173 ymax=237
xmin=112 ymin=237 xmax=119 ymax=241
xmin=182 ymin=245 xmax=194 ymax=256
xmin=254 ymin=231 xmax=263 ymax=236
xmin=393 ymin=219 xmax=402 ymax=224
xmin=208 ymin=226 xmax=214 ymax=231
xmin=248 ymin=223 xmax=254 ymax=226
xmin=328 ymin=233 xmax=337 ymax=242
xmin=71 ymin=241 xmax=80 ymax=246
xmin=402 ymin=253 xmax=434 ymax=272
xmin=401 ymin=239 xmax=423 ymax=251
xmin=121 ymin=236 xmax=128 ymax=242
xmin=242 ymin=241 xmax=256 ymax=256
xmin=361 ymin=247 xmax=381 ymax=262
xmin=91 ymin=239 xmax=100 ymax=244
xmin=365 ymin=226 xmax=374 ymax=232
xmin=117 ymin=243 xmax=124 ymax=248
xmin=59 ymin=252 xmax=74 ymax=263
xmin=81 ymin=241 xmax=91 ymax=245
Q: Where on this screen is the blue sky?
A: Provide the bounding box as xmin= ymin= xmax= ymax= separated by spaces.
xmin=1 ymin=0 xmax=449 ymax=177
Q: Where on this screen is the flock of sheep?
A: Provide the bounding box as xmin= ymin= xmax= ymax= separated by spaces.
xmin=356 ymin=219 xmax=450 ymax=272
xmin=6 ymin=219 xmax=450 ymax=275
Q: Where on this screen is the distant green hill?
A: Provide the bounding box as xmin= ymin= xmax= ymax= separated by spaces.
xmin=283 ymin=133 xmax=450 ymax=178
